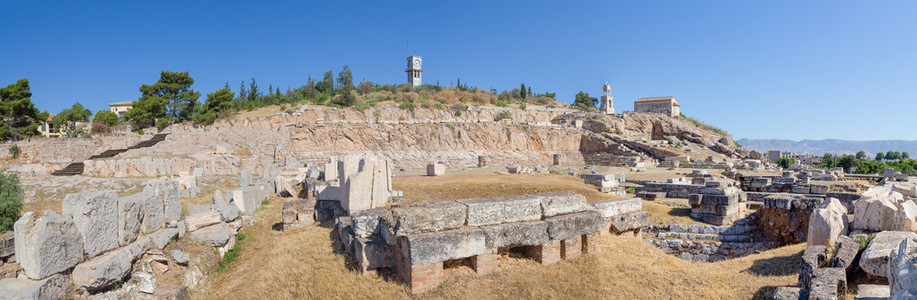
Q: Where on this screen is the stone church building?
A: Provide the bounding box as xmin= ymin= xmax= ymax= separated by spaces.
xmin=634 ymin=96 xmax=680 ymax=117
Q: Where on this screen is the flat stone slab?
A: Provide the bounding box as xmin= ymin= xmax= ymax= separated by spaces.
xmin=591 ymin=198 xmax=641 ymax=218
xmin=392 ymin=201 xmax=466 ymax=236
xmin=401 ymin=227 xmax=486 ymax=266
xmin=610 ymin=211 xmax=649 ymax=233
xmin=480 ymin=220 xmax=549 ymax=249
xmin=544 ymin=210 xmax=605 ymax=241
xmin=854 ymin=284 xmax=890 ymax=300
xmin=458 ymin=196 xmax=542 ymax=226
xmin=350 ymin=208 xmax=393 ymax=238
xmin=537 ymin=192 xmax=588 ymax=218
xmin=0 ymin=273 xmax=70 ymax=300
xmin=188 ymin=223 xmax=232 ymax=247
xmin=72 ymin=236 xmax=151 ymax=291
xmin=860 ymin=231 xmax=917 ymax=277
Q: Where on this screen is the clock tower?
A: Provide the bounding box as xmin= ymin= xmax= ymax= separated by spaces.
xmin=406 ymin=55 xmax=422 ymax=87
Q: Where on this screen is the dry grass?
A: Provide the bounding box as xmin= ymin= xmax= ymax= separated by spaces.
xmin=200 ymin=173 xmax=804 ymax=300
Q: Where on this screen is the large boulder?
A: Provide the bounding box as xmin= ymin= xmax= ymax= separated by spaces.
xmin=806 ymin=198 xmax=849 ymax=247
xmin=188 ymin=223 xmax=233 ymax=247
xmin=71 ymin=237 xmax=151 ymax=291
xmin=138 ymin=187 xmax=164 ymax=235
xmin=117 ymin=192 xmax=144 ymax=247
xmin=184 ymin=210 xmax=223 ymax=232
xmin=62 ymin=190 xmax=119 ymax=258
xmin=895 ymin=200 xmax=917 ymax=232
xmin=889 ymin=237 xmax=917 ymax=299
xmin=152 ymin=181 xmax=182 ymax=224
xmin=14 ymin=211 xmax=83 ymax=280
xmin=860 ymin=231 xmax=917 ymax=277
xmin=0 ymin=273 xmax=71 ymax=300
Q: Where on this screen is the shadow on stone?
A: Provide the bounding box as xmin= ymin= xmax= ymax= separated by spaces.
xmin=751 ymin=286 xmax=779 ymax=300
xmin=743 ymin=248 xmax=804 ymax=276
xmin=666 ymin=207 xmax=692 ymax=218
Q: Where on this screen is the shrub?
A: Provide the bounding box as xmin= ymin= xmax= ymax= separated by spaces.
xmin=518 ymin=102 xmax=527 ymax=110
xmin=398 ymin=102 xmax=416 ymax=111
xmin=0 ymin=172 xmax=23 ymax=231
xmin=496 ymin=110 xmax=512 ymax=121
xmin=433 ymin=102 xmax=445 ymax=110
xmin=285 ymin=108 xmax=295 ymax=114
xmin=495 ymin=100 xmax=508 ymax=107
xmin=546 ymin=104 xmax=556 ymax=109
xmin=351 ymin=99 xmax=377 ymax=112
xmin=90 ymin=122 xmax=111 ymax=134
xmin=312 ymin=93 xmax=330 ymax=105
xmin=9 ymin=145 xmax=20 ymax=159
xmin=155 ymin=118 xmax=171 ymax=130
xmin=192 ymin=111 xmax=218 ymax=125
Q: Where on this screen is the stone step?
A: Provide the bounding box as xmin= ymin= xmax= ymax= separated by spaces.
xmin=655 ymin=232 xmax=754 ymax=242
xmin=646 ymin=223 xmax=759 ymax=235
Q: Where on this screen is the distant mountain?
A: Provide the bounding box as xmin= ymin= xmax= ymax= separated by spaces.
xmin=736 ymin=138 xmax=917 ymax=156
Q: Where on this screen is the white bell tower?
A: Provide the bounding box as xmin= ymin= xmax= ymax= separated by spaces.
xmin=406 ymin=55 xmax=422 ymax=87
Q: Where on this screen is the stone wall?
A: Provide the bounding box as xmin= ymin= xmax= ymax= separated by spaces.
xmin=645 ymin=217 xmax=776 ymax=262
xmin=634 ymin=102 xmax=675 ymax=117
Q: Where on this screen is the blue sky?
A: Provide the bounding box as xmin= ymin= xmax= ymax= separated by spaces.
xmin=1 ymin=1 xmax=915 ymax=140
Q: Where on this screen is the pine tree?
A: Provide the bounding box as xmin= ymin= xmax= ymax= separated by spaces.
xmin=520 ymin=83 xmax=526 ymax=99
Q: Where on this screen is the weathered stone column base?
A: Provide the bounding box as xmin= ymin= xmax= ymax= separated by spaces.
xmin=561 ymin=237 xmax=582 ymax=259
xmin=471 ymin=248 xmax=499 ymax=275
xmin=527 ymin=240 xmax=561 ymax=265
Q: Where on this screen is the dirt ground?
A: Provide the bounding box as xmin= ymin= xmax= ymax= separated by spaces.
xmin=199 ymin=172 xmax=803 ymax=300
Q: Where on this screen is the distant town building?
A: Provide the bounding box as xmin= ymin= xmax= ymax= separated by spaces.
xmin=39 ymin=113 xmax=60 ymax=138
xmin=109 ymin=101 xmax=134 ymax=118
xmin=766 ymin=150 xmax=781 ymax=162
xmin=634 ymin=96 xmax=679 ymax=117
xmin=406 ymin=55 xmax=422 ymax=87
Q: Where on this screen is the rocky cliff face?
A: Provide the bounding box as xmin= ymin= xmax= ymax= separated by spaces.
xmin=32 ymin=105 xmax=743 ymax=177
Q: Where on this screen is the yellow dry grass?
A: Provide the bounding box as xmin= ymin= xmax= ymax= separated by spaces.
xmin=200 ymin=173 xmax=804 ymax=300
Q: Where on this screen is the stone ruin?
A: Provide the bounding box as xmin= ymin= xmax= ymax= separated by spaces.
xmin=331 ymin=192 xmax=646 ymax=293
xmin=688 ymin=180 xmax=747 ymax=226
xmin=580 ymin=173 xmax=626 ymax=196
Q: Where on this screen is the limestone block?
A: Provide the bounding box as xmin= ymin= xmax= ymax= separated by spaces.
xmin=152 ymin=181 xmax=182 ymax=225
xmin=0 ymin=273 xmax=71 ymax=300
xmin=401 ymin=228 xmax=487 ymax=265
xmin=392 ymin=201 xmax=467 ymax=236
xmin=537 ymin=191 xmax=588 ymax=218
xmin=809 ymin=267 xmax=847 ymax=299
xmin=137 ymin=187 xmax=163 ymax=235
xmin=344 ymin=166 xmax=374 ymax=213
xmin=71 ymin=237 xmax=151 ymax=291
xmin=860 ymin=231 xmax=917 ymax=277
xmin=426 ymin=163 xmax=445 ymax=176
xmin=134 ymin=271 xmax=156 ymax=294
xmin=148 ymin=228 xmax=178 ymax=249
xmin=219 ymin=234 xmax=236 ymax=257
xmin=337 ymin=155 xmax=361 ymax=185
xmin=14 ymin=211 xmax=83 ymax=280
xmin=350 ymin=208 xmax=393 ymax=238
xmin=215 ymin=204 xmax=240 ymax=222
xmin=213 ymin=190 xmax=226 ymax=206
xmin=609 ymin=211 xmax=649 ymax=233
xmin=856 ymin=284 xmax=890 ymax=300
xmin=832 ymin=235 xmax=859 ymax=273
xmin=591 ymin=198 xmax=642 ymax=218
xmin=480 ymin=220 xmax=549 ymax=249
xmin=771 ymin=287 xmax=802 ymax=300
xmin=324 ymin=156 xmax=338 ymax=182
xmin=62 ymin=190 xmax=119 ymax=258
xmin=896 ymin=200 xmax=917 ymax=232
xmin=458 ymin=196 xmax=542 ymax=226
xmin=853 ymin=197 xmax=900 ymax=231
xmin=118 ymin=192 xmax=144 ymax=247
xmin=353 ymin=237 xmax=395 ymax=271
xmin=239 ymin=168 xmax=253 ymax=187
xmin=231 ymin=187 xmax=264 ymax=215
xmin=889 ymin=237 xmax=917 ymax=299
xmin=370 ymin=158 xmax=391 ymax=208
xmin=0 ymin=234 xmax=13 ymax=259
xmin=807 ymin=198 xmax=849 ymax=247
xmin=544 ymin=210 xmax=606 ymax=241
xmin=184 ymin=210 xmax=222 ymax=232
xmin=317 ymin=186 xmax=341 ymax=201
xmin=188 ymin=223 xmax=232 ymax=247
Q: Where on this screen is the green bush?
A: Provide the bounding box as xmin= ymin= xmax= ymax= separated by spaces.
xmin=495 ymin=111 xmax=512 ymax=121
xmin=155 ymin=118 xmax=171 ymax=130
xmin=9 ymin=145 xmax=20 ymax=159
xmin=433 ymin=102 xmax=445 ymax=110
xmin=285 ymin=108 xmax=295 ymax=114
xmin=495 ymin=100 xmax=508 ymax=107
xmin=398 ymin=102 xmax=416 ymax=111
xmin=0 ymin=172 xmax=23 ymax=231
xmin=518 ymin=102 xmax=527 ymax=110
xmin=351 ymin=99 xmax=377 ymax=112
xmin=192 ymin=111 xmax=217 ymax=125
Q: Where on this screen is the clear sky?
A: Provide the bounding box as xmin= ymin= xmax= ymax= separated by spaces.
xmin=1 ymin=1 xmax=915 ymax=140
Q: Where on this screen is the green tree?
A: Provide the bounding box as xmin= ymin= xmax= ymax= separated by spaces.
xmin=886 ymin=151 xmax=900 ymax=160
xmin=52 ymin=102 xmax=92 ymax=131
xmin=247 ymin=77 xmax=260 ymax=103
xmin=520 ymin=83 xmax=527 ymax=99
xmin=572 ymin=91 xmax=597 ymax=110
xmin=777 ymin=157 xmax=793 ymax=169
xmin=194 ymin=87 xmax=236 ymax=125
xmin=0 ymin=79 xmax=41 ymax=140
xmin=336 ymin=65 xmax=353 ymax=88
xmin=855 ymin=151 xmax=867 ymax=160
xmin=8 ymin=145 xmax=20 ymax=159
xmin=316 ymin=71 xmax=334 ymax=96
xmin=0 ymin=172 xmax=23 ymax=231
xmin=904 ymin=152 xmax=911 ymax=160
xmin=876 ymin=152 xmax=885 ymax=161
xmin=838 ymin=154 xmax=857 ymax=172
xmin=125 ymin=71 xmax=200 ymax=128
xmin=92 ymin=110 xmax=119 ymax=127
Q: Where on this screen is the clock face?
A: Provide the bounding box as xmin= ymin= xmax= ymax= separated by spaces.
xmin=413 ymin=59 xmax=420 ymax=68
